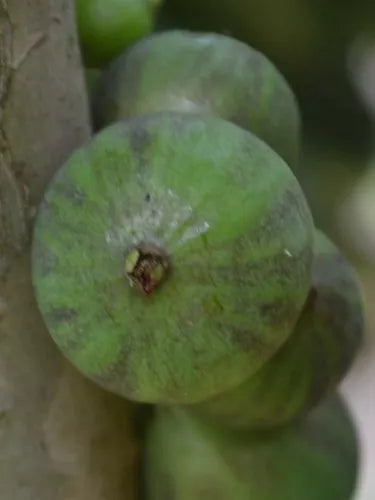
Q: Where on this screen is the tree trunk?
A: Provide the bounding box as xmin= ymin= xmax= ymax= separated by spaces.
xmin=0 ymin=2 xmax=138 ymax=499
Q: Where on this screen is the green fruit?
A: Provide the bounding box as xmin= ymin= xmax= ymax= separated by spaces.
xmin=145 ymin=395 xmax=358 ymax=500
xmin=76 ymin=0 xmax=161 ymax=67
xmin=32 ymin=112 xmax=313 ymax=404
xmin=93 ymin=30 xmax=301 ymax=168
xmin=192 ymin=229 xmax=363 ymax=428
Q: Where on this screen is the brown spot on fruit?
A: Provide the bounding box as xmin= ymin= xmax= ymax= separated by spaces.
xmin=125 ymin=243 xmax=169 ymax=296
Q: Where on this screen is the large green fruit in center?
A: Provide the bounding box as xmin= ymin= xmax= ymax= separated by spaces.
xmin=32 ymin=112 xmax=313 ymax=404
xmin=93 ymin=30 xmax=301 ymax=168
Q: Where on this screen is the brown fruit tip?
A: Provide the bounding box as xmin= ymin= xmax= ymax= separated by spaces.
xmin=124 ymin=243 xmax=170 ymax=296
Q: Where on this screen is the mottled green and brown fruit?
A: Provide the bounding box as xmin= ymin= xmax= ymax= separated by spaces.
xmin=32 ymin=112 xmax=312 ymax=405
xmin=145 ymin=395 xmax=358 ymax=500
xmin=93 ymin=30 xmax=300 ymax=168
xmin=76 ymin=0 xmax=162 ymax=67
xmin=192 ymin=230 xmax=363 ymax=428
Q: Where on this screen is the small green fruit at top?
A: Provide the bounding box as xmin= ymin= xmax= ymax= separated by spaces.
xmin=93 ymin=30 xmax=301 ymax=168
xmin=32 ymin=112 xmax=313 ymax=405
xmin=192 ymin=229 xmax=363 ymax=428
xmin=145 ymin=395 xmax=358 ymax=500
xmin=76 ymin=0 xmax=162 ymax=68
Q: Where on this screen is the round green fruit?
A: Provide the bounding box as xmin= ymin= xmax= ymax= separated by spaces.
xmin=145 ymin=395 xmax=358 ymax=500
xmin=32 ymin=112 xmax=313 ymax=404
xmin=76 ymin=0 xmax=161 ymax=67
xmin=93 ymin=30 xmax=301 ymax=168
xmin=192 ymin=229 xmax=363 ymax=428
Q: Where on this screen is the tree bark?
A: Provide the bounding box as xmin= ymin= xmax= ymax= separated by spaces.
xmin=0 ymin=2 xmax=138 ymax=499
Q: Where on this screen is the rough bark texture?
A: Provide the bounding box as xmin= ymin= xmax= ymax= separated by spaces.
xmin=0 ymin=2 xmax=138 ymax=499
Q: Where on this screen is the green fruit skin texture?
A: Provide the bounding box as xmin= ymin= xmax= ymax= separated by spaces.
xmin=191 ymin=229 xmax=363 ymax=428
xmin=145 ymin=395 xmax=359 ymax=500
xmin=76 ymin=0 xmax=159 ymax=68
xmin=32 ymin=112 xmax=313 ymax=405
xmin=93 ymin=30 xmax=301 ymax=168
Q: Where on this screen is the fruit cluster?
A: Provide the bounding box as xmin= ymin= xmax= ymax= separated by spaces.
xmin=32 ymin=27 xmax=363 ymax=500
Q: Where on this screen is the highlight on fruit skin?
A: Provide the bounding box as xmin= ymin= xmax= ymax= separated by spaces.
xmin=145 ymin=395 xmax=359 ymax=500
xmin=191 ymin=229 xmax=364 ymax=429
xmin=31 ymin=111 xmax=313 ymax=405
xmin=93 ymin=30 xmax=301 ymax=168
xmin=76 ymin=0 xmax=162 ymax=67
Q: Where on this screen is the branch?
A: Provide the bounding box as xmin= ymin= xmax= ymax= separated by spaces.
xmin=0 ymin=2 xmax=138 ymax=499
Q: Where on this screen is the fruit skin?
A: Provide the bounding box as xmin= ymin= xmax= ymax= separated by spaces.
xmin=145 ymin=395 xmax=358 ymax=500
xmin=93 ymin=30 xmax=301 ymax=168
xmin=76 ymin=0 xmax=161 ymax=68
xmin=32 ymin=112 xmax=313 ymax=405
xmin=191 ymin=229 xmax=363 ymax=428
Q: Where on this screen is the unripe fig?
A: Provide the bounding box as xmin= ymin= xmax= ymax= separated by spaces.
xmin=32 ymin=112 xmax=312 ymax=404
xmin=93 ymin=30 xmax=301 ymax=168
xmin=76 ymin=0 xmax=162 ymax=68
xmin=145 ymin=395 xmax=358 ymax=500
xmin=192 ymin=230 xmax=363 ymax=428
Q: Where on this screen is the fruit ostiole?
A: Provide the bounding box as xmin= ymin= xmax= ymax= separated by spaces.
xmin=124 ymin=243 xmax=170 ymax=295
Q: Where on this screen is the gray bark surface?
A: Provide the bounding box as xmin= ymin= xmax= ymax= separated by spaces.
xmin=0 ymin=2 xmax=138 ymax=499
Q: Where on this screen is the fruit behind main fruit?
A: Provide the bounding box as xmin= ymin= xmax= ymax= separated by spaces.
xmin=191 ymin=229 xmax=364 ymax=428
xmin=32 ymin=112 xmax=313 ymax=405
xmin=94 ymin=30 xmax=300 ymax=168
xmin=145 ymin=395 xmax=358 ymax=500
